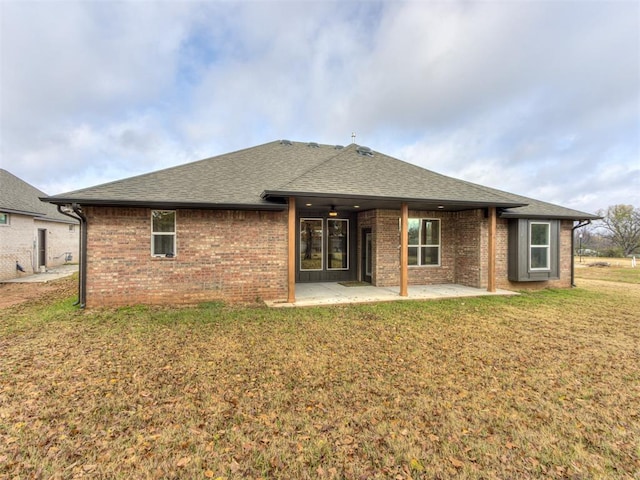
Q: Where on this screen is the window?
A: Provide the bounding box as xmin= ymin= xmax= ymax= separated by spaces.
xmin=151 ymin=210 xmax=176 ymax=257
xmin=69 ymin=224 xmax=75 ymax=232
xmin=300 ymin=218 xmax=323 ymax=270
xmin=530 ymin=222 xmax=550 ymax=270
xmin=408 ymin=218 xmax=440 ymax=266
xmin=508 ymin=219 xmax=560 ymax=281
xmin=0 ymin=213 xmax=8 ymax=225
xmin=328 ymin=219 xmax=349 ymax=270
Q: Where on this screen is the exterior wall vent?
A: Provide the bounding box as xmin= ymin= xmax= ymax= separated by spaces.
xmin=307 ymin=142 xmax=320 ymax=148
xmin=280 ymin=139 xmax=293 ymax=146
xmin=356 ymin=146 xmax=374 ymax=157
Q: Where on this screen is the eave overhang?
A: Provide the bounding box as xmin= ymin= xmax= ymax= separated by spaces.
xmin=40 ymin=197 xmax=288 ymax=211
xmin=1 ymin=206 xmax=44 ymax=216
xmin=262 ymin=190 xmax=526 ymax=212
xmin=499 ymin=211 xmax=602 ymax=221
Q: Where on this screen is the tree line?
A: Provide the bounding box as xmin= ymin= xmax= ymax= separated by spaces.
xmin=576 ymin=205 xmax=640 ymax=257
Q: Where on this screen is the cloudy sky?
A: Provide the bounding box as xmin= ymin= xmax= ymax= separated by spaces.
xmin=1 ymin=0 xmax=638 ymax=215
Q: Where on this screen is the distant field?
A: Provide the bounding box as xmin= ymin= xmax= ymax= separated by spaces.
xmin=575 ymin=256 xmax=640 ymax=284
xmin=1 ymin=275 xmax=639 ymax=479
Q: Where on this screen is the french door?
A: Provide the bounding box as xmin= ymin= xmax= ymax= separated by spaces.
xmin=297 ymin=215 xmax=356 ymax=282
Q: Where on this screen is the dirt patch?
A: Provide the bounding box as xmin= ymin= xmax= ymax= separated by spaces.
xmin=0 ymin=276 xmax=77 ymax=310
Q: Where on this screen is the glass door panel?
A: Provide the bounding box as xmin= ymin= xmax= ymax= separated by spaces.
xmin=328 ymin=219 xmax=348 ymax=270
xmin=300 ymin=219 xmax=323 ymax=270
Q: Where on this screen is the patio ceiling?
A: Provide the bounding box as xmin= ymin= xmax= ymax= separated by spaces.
xmin=281 ymin=193 xmax=524 ymax=214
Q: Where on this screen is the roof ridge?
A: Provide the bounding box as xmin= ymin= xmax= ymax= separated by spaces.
xmin=270 ymin=142 xmax=357 ymax=191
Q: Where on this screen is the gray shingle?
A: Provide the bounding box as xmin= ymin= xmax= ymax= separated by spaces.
xmin=0 ymin=169 xmax=76 ymax=223
xmin=43 ymin=140 xmax=598 ymax=220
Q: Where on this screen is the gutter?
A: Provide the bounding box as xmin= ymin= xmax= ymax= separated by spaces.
xmin=56 ymin=205 xmax=82 ymax=307
xmin=41 ymin=198 xmax=288 ymax=211
xmin=571 ymin=220 xmax=592 ymax=287
xmin=57 ymin=204 xmax=87 ymax=308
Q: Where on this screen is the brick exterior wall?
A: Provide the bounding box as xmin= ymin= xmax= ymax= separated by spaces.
xmin=83 ymin=206 xmax=574 ymax=307
xmin=358 ymin=209 xmax=574 ymax=291
xmin=453 ymin=210 xmax=484 ymax=288
xmin=85 ymin=207 xmax=288 ymax=307
xmin=0 ymin=214 xmax=35 ymax=280
xmin=0 ymin=214 xmax=78 ymax=281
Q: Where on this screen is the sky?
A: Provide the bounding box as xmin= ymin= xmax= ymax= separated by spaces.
xmin=1 ymin=0 xmax=638 ymax=216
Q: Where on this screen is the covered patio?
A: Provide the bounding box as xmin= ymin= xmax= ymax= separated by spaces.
xmin=267 ymin=282 xmax=518 ymax=308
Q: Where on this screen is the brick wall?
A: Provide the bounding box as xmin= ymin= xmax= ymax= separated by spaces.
xmin=358 ymin=209 xmax=574 ymax=291
xmin=453 ymin=210 xmax=483 ymax=288
xmin=85 ymin=207 xmax=288 ymax=307
xmin=0 ymin=214 xmax=35 ymax=280
xmin=0 ymin=214 xmax=78 ymax=280
xmin=358 ymin=209 xmax=476 ymax=287
xmin=371 ymin=209 xmax=400 ymax=287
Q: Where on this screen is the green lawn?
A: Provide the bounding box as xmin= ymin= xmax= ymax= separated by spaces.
xmin=1 ymin=277 xmax=639 ymax=479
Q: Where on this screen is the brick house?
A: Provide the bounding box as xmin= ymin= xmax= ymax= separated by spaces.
xmin=0 ymin=169 xmax=79 ymax=281
xmin=42 ymin=140 xmax=597 ymax=307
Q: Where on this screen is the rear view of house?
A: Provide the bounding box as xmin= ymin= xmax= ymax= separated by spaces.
xmin=43 ymin=140 xmax=598 ymax=307
xmin=0 ymin=169 xmax=79 ymax=281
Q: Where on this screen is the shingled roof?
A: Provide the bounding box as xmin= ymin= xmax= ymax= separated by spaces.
xmin=43 ymin=140 xmax=598 ymax=220
xmin=0 ymin=169 xmax=76 ymax=223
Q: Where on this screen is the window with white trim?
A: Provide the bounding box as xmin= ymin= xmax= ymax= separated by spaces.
xmin=508 ymin=219 xmax=560 ymax=281
xmin=408 ymin=218 xmax=441 ymax=266
xmin=530 ymin=222 xmax=550 ymax=270
xmin=0 ymin=213 xmax=8 ymax=225
xmin=151 ymin=210 xmax=176 ymax=257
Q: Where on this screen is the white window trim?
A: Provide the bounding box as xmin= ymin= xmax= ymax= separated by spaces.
xmin=151 ymin=210 xmax=176 ymax=257
xmin=0 ymin=213 xmax=9 ymax=226
xmin=529 ymin=221 xmax=551 ymax=271
xmin=408 ymin=218 xmax=441 ymax=267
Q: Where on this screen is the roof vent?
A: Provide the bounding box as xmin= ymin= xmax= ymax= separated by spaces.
xmin=356 ymin=145 xmax=374 ymax=157
xmin=307 ymin=142 xmax=320 ymax=148
xmin=280 ymin=139 xmax=293 ymax=146
xmin=334 ymin=145 xmax=344 ymax=150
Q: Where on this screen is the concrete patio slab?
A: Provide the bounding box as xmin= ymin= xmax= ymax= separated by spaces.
xmin=2 ymin=264 xmax=78 ymax=284
xmin=266 ymin=282 xmax=518 ymax=307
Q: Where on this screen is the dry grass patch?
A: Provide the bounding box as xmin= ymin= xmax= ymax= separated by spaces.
xmin=1 ymin=278 xmax=639 ymax=479
xmin=575 ymin=257 xmax=640 ymax=284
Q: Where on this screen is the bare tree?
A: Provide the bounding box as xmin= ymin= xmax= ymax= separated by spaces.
xmin=596 ymin=205 xmax=640 ymax=256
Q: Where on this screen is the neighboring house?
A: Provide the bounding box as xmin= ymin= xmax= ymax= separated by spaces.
xmin=43 ymin=140 xmax=598 ymax=307
xmin=0 ymin=169 xmax=79 ymax=281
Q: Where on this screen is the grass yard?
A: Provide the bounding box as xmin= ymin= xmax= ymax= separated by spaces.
xmin=575 ymin=256 xmax=640 ymax=284
xmin=1 ymin=274 xmax=639 ymax=479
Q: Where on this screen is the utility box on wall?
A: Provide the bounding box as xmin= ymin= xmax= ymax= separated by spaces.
xmin=508 ymin=219 xmax=560 ymax=282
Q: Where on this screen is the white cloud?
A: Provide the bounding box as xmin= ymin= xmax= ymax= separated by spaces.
xmin=0 ymin=0 xmax=637 ymax=215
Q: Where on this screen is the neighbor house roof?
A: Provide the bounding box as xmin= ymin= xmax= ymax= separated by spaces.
xmin=0 ymin=169 xmax=77 ymax=223
xmin=43 ymin=140 xmax=598 ymax=220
